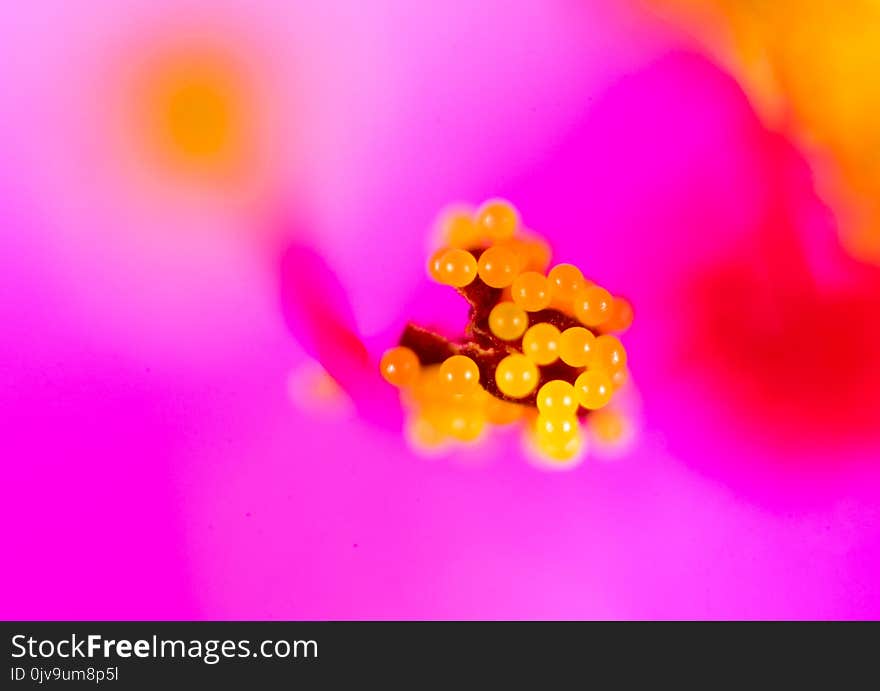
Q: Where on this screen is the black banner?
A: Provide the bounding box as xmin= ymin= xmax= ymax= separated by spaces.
xmin=1 ymin=621 xmax=874 ymax=687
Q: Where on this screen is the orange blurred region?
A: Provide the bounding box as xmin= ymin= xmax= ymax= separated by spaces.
xmin=128 ymin=40 xmax=258 ymax=184
xmin=647 ymin=0 xmax=880 ymax=263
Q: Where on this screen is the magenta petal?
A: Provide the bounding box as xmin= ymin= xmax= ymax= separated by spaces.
xmin=495 ymin=51 xmax=880 ymax=500
xmin=279 ymin=242 xmax=402 ymax=431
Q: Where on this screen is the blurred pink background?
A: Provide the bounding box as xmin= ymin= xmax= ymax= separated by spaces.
xmin=2 ymin=0 xmax=879 ymax=619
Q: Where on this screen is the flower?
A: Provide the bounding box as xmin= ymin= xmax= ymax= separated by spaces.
xmin=274 ymin=50 xmax=880 ymax=616
xmin=4 ymin=1 xmax=880 ymax=621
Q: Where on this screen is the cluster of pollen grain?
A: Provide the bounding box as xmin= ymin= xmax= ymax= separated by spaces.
xmin=390 ymin=355 xmax=492 ymax=445
xmin=381 ymin=199 xmax=633 ymax=465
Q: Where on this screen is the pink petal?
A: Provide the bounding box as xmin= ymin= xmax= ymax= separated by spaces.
xmin=279 ymin=241 xmax=403 ymax=430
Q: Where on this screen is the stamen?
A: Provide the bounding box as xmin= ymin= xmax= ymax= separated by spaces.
xmin=380 ymin=199 xmax=633 ymax=464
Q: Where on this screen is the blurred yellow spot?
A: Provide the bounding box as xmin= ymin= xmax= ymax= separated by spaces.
xmin=589 ymin=409 xmax=627 ymax=445
xmin=485 ymin=396 xmax=525 ymax=425
xmin=406 ymin=414 xmax=448 ymax=452
xmin=443 ymin=408 xmax=487 ymax=442
xmin=287 ymin=362 xmax=353 ymax=418
xmin=502 ymin=236 xmax=552 ymax=273
xmin=443 ymin=210 xmax=484 ymax=249
xmin=134 ymin=46 xmax=252 ymax=179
